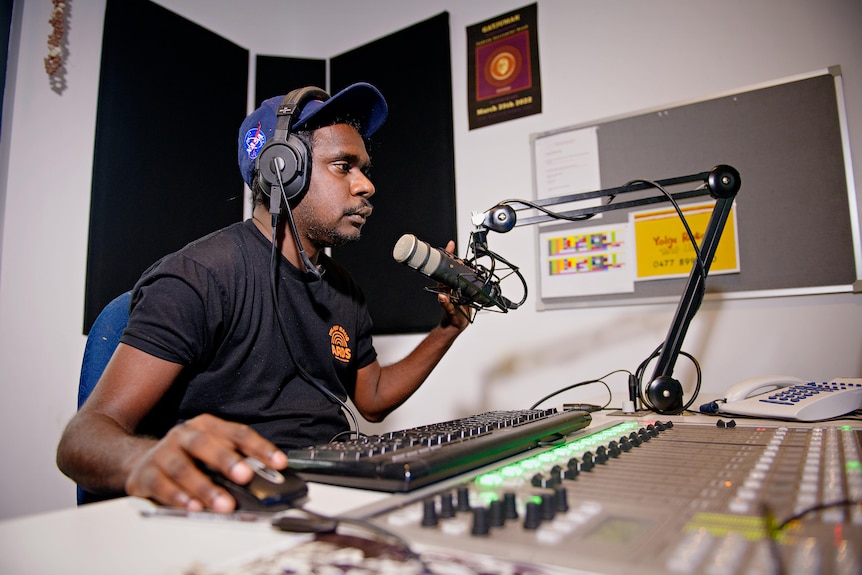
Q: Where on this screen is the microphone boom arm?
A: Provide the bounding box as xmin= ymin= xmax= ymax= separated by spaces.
xmin=647 ymin=191 xmax=736 ymax=411
xmin=475 ymin=165 xmax=741 ymax=414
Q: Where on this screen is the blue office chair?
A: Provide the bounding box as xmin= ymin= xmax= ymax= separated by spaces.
xmin=77 ymin=290 xmax=132 ymax=504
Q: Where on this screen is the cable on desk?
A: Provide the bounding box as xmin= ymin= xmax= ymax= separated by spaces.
xmin=274 ymin=505 xmax=436 ymax=574
xmin=528 ymin=369 xmax=622 ymax=410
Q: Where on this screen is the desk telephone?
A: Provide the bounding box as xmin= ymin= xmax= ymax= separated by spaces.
xmin=710 ymin=374 xmax=862 ymax=422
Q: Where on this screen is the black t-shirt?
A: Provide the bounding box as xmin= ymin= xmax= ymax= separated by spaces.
xmin=120 ymin=219 xmax=377 ymax=450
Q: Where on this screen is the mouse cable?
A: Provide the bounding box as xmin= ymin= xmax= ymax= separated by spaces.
xmin=528 ymin=369 xmax=624 ymax=410
xmin=267 ymin=173 xmax=361 ymax=440
xmin=275 ymin=504 xmax=435 ymax=574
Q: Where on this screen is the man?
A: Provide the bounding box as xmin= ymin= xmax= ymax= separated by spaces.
xmin=57 ymin=83 xmax=469 ymax=513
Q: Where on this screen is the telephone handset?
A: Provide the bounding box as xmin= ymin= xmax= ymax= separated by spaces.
xmin=722 ymin=374 xmax=806 ymax=403
xmin=711 ymin=375 xmax=862 ymax=422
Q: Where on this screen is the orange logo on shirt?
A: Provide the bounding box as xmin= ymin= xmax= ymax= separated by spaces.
xmin=329 ymin=325 xmax=351 ymax=363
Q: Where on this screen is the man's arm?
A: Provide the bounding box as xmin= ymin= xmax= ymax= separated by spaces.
xmin=352 ymin=241 xmax=471 ymax=422
xmin=56 ymin=343 xmax=286 ymax=512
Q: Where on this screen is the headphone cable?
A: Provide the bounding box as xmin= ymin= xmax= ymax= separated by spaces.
xmin=266 ymin=172 xmax=361 ymax=440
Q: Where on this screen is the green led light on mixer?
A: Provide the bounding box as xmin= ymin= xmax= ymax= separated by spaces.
xmin=478 ymin=491 xmax=498 ymax=505
xmin=553 ymin=446 xmax=571 ymax=457
xmin=847 ymin=460 xmax=861 ymax=471
xmin=476 ymin=472 xmax=504 ymax=487
xmin=501 ymin=465 xmax=522 ymax=478
xmin=470 ymin=422 xmax=645 ymax=488
xmin=519 ymin=457 xmax=542 ymax=470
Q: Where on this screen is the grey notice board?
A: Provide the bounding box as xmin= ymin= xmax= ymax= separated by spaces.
xmin=531 ymin=66 xmax=861 ymax=310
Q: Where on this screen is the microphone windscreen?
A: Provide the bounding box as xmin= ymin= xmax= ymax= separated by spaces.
xmin=392 ymin=233 xmax=418 ymax=263
xmin=393 ymin=234 xmax=442 ymax=274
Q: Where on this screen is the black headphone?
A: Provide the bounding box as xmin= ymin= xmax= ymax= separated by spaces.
xmin=255 ymin=86 xmax=330 ymax=204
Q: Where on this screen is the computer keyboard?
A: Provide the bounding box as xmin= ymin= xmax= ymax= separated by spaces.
xmin=718 ymin=379 xmax=862 ymax=421
xmin=286 ymin=408 xmax=592 ymax=491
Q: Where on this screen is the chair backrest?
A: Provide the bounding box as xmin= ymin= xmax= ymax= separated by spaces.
xmin=78 ymin=291 xmax=132 ymax=409
xmin=76 ymin=290 xmax=131 ymax=504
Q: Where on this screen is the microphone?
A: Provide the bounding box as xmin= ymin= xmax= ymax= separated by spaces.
xmin=393 ymin=234 xmax=512 ymax=311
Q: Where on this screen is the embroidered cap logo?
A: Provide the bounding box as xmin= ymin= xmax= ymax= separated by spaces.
xmin=245 ymin=121 xmax=267 ymax=160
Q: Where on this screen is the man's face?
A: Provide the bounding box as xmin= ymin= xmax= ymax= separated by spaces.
xmin=294 ymin=124 xmax=375 ymax=249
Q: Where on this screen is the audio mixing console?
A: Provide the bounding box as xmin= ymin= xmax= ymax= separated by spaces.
xmin=353 ymin=419 xmax=862 ymax=575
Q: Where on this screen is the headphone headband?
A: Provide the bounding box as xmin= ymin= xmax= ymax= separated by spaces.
xmin=273 ymin=87 xmax=330 ymax=140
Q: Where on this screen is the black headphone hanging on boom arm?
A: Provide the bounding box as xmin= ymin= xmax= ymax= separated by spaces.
xmin=255 ymin=86 xmax=330 ymax=204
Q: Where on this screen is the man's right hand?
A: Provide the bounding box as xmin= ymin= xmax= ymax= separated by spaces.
xmin=123 ymin=413 xmax=288 ymax=512
xmin=57 ymin=344 xmax=288 ymax=513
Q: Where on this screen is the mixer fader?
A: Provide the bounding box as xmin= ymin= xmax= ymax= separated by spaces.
xmin=364 ymin=420 xmax=862 ymax=575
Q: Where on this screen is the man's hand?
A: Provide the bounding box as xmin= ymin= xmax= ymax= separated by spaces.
xmin=124 ymin=414 xmax=287 ymax=512
xmin=437 ymin=240 xmax=474 ymax=331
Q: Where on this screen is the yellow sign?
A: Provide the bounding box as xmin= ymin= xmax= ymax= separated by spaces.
xmin=632 ymin=201 xmax=739 ymax=280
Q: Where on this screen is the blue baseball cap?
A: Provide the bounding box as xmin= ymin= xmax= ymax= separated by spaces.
xmin=238 ymin=82 xmax=388 ymax=187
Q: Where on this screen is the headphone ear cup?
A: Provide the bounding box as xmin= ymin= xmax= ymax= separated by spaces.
xmin=256 ymin=134 xmax=310 ymax=201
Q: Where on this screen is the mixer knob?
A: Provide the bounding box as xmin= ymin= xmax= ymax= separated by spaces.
xmin=607 ymin=441 xmax=621 ymax=457
xmin=523 ymin=501 xmax=542 ymax=530
xmin=489 ymin=499 xmax=506 ymax=527
xmin=531 ymin=471 xmax=561 ymax=488
xmin=581 ymin=452 xmax=595 ymax=471
xmin=421 ymin=498 xmax=438 ymax=527
xmin=628 ymin=432 xmax=642 ymax=447
xmin=457 ymin=486 xmax=471 ymax=511
xmin=595 ymin=445 xmax=608 ymax=463
xmin=555 ymin=487 xmax=569 ymax=512
xmin=618 ymin=437 xmax=632 ymax=452
xmin=565 ymin=458 xmax=580 ymax=479
xmin=471 ymin=506 xmax=490 ymax=536
xmin=541 ymin=493 xmax=557 ymax=521
xmin=549 ymin=465 xmax=563 ymax=484
xmin=503 ymin=492 xmax=519 ymax=519
xmin=439 ymin=491 xmax=455 ymax=518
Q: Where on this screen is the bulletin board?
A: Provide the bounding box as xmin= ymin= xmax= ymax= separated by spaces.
xmin=529 ymin=67 xmax=861 ymax=310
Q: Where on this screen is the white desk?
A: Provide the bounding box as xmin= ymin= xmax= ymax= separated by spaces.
xmin=3 ymin=410 xmax=859 ymax=575
xmin=0 ymin=483 xmax=390 ymax=575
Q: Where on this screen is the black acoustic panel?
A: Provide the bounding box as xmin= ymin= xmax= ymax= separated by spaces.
xmin=254 ymin=55 xmax=326 ymax=104
xmin=330 ymin=12 xmax=456 ymax=334
xmin=85 ymin=0 xmax=248 ymax=333
xmin=1 ymin=0 xmax=12 ymax=132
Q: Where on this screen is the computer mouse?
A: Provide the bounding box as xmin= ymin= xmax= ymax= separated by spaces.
xmin=202 ymin=457 xmax=308 ymax=512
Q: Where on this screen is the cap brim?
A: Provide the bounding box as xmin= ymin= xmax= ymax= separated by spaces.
xmin=293 ymin=82 xmax=388 ymax=138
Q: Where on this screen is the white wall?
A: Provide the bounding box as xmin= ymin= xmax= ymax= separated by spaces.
xmin=1 ymin=0 xmax=860 ymax=520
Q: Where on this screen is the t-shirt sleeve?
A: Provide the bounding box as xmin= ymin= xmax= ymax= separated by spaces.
xmin=353 ymin=297 xmax=377 ymax=370
xmin=121 ymin=254 xmax=225 ymax=366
